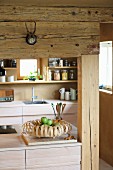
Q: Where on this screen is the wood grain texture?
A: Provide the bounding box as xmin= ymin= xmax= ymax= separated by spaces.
xmin=77 ymin=57 xmax=82 ymax=142
xmin=0 ymin=6 xmax=113 ymax=21
xmin=0 ymin=150 xmax=25 ymax=169
xmin=26 ymin=146 xmax=81 ymax=169
xmin=81 ymin=55 xmax=99 ymax=170
xmin=0 ymin=36 xmax=99 ymax=59
xmin=0 ymin=22 xmax=99 ymax=37
xmin=0 ymin=0 xmax=113 ymax=7
xmin=0 ymin=21 xmax=99 ymax=58
xmin=99 ymin=92 xmax=113 ymax=167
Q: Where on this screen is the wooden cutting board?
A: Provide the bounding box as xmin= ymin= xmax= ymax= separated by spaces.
xmin=21 ymin=131 xmax=77 ymax=146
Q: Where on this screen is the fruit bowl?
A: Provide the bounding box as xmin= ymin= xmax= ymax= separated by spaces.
xmin=22 ymin=118 xmax=72 ymax=138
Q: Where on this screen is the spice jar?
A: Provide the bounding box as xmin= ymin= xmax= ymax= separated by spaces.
xmin=54 ymin=70 xmax=60 ymax=80
xmin=61 ymin=70 xmax=68 ymax=80
xmin=69 ymin=70 xmax=75 ymax=80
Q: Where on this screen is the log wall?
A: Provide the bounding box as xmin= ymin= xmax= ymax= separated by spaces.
xmin=0 ymin=4 xmax=113 ymax=59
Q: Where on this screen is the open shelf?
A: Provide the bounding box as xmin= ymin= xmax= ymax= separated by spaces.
xmin=0 ymin=80 xmax=77 ymax=84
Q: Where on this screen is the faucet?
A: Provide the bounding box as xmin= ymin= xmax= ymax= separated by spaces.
xmin=32 ymin=87 xmax=38 ymax=102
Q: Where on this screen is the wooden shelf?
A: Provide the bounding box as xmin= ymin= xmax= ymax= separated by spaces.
xmin=48 ymin=66 xmax=77 ymax=69
xmin=4 ymin=67 xmax=17 ymax=70
xmin=0 ymin=80 xmax=77 ymax=84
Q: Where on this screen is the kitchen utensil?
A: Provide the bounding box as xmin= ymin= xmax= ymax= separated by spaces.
xmin=62 ymin=103 xmax=66 ymax=113
xmin=55 ymin=103 xmax=61 ymax=119
xmin=51 ymin=103 xmax=56 ymax=118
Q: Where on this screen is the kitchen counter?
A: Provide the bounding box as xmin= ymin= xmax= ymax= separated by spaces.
xmin=0 ymin=124 xmax=81 ymax=170
xmin=0 ymin=99 xmax=77 ymax=107
xmin=0 ymin=124 xmax=80 ymax=151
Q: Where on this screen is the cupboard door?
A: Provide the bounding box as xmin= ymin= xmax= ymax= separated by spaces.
xmin=0 ymin=107 xmax=22 ymax=117
xmin=23 ymin=105 xmax=53 ymax=116
xmin=0 ymin=150 xmax=25 ymax=170
xmin=27 ymin=164 xmax=81 ymax=170
xmin=0 ymin=117 xmax=22 ymax=125
xmin=26 ymin=146 xmax=81 ymax=169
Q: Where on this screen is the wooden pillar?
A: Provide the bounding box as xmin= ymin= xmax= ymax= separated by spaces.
xmin=78 ymin=55 xmax=99 ymax=170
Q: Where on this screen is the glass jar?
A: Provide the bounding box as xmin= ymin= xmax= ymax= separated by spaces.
xmin=48 ymin=70 xmax=52 ymax=81
xmin=69 ymin=70 xmax=75 ymax=80
xmin=54 ymin=70 xmax=60 ymax=80
xmin=61 ymin=70 xmax=68 ymax=80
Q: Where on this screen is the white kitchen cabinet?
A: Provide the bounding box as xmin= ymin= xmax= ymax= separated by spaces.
xmin=22 ymin=103 xmax=78 ymax=126
xmin=0 ymin=150 xmax=25 ymax=170
xmin=27 ymin=165 xmax=81 ymax=170
xmin=0 ymin=106 xmax=23 ymax=125
xmin=26 ymin=145 xmax=81 ymax=170
xmin=0 ymin=107 xmax=22 ymax=117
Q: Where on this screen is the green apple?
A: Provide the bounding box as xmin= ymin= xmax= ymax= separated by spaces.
xmin=47 ymin=119 xmax=53 ymax=126
xmin=41 ymin=117 xmax=48 ymax=124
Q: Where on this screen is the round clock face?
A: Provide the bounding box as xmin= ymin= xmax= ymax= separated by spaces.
xmin=26 ymin=33 xmax=37 ymax=45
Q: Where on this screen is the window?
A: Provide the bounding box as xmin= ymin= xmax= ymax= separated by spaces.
xmin=17 ymin=59 xmax=38 ymax=79
xmin=99 ymin=41 xmax=113 ymax=91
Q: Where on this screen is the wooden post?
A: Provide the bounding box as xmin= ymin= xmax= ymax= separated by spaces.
xmin=78 ymin=55 xmax=99 ymax=170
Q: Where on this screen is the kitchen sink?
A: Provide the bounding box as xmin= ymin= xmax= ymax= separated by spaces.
xmin=23 ymin=101 xmax=48 ymax=104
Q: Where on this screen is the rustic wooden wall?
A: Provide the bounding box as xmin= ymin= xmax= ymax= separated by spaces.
xmin=0 ymin=2 xmax=113 ymax=59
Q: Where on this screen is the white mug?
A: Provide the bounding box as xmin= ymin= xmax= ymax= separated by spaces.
xmin=59 ymin=88 xmax=65 ymax=94
xmin=7 ymin=75 xmax=14 ymax=82
xmin=65 ymin=91 xmax=70 ymax=101
xmin=0 ymin=76 xmax=5 ymax=82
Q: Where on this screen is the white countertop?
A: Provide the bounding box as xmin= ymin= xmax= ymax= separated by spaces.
xmin=0 ymin=99 xmax=77 ymax=107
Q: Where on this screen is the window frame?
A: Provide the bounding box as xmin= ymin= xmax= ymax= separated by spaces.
xmin=17 ymin=59 xmax=40 ymax=80
xmin=99 ymin=41 xmax=113 ymax=93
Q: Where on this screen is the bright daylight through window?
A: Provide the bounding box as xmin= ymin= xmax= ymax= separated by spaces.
xmin=99 ymin=41 xmax=113 ymax=92
xmin=20 ymin=59 xmax=37 ymax=77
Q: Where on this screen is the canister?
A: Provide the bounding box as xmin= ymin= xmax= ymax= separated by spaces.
xmin=69 ymin=70 xmax=75 ymax=80
xmin=61 ymin=70 xmax=68 ymax=80
xmin=54 ymin=70 xmax=60 ymax=80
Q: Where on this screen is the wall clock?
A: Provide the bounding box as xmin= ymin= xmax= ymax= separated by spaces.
xmin=25 ymin=22 xmax=37 ymax=45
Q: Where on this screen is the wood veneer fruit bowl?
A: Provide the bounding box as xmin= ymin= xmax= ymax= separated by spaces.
xmin=22 ymin=119 xmax=72 ymax=138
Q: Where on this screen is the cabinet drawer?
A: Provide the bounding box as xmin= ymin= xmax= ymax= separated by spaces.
xmin=26 ymin=146 xmax=81 ymax=169
xmin=0 ymin=107 xmax=22 ymax=117
xmin=0 ymin=117 xmax=22 ymax=125
xmin=23 ymin=103 xmax=78 ymax=116
xmin=27 ymin=164 xmax=81 ymax=170
xmin=0 ymin=150 xmax=25 ymax=169
xmin=23 ymin=105 xmax=53 ymax=115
